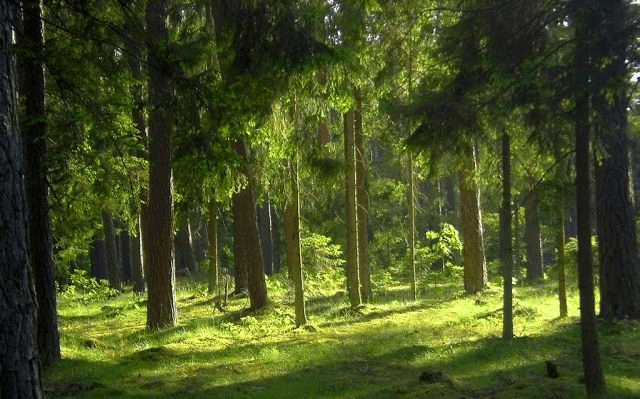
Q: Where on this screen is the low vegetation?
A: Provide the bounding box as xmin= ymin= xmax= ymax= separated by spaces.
xmin=46 ymin=270 xmax=640 ymax=399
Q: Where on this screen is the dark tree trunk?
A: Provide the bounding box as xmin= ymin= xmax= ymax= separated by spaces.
xmin=344 ymin=110 xmax=362 ymax=308
xmin=272 ymin=206 xmax=282 ymax=273
xmin=524 ymin=182 xmax=544 ymax=282
xmin=258 ymin=200 xmax=274 ymax=276
xmin=593 ymin=0 xmax=640 ymax=319
xmin=102 ymin=210 xmax=122 ymax=290
xmin=118 ymin=223 xmax=133 ymax=282
xmin=354 ymin=87 xmax=370 ymax=302
xmin=0 ymin=1 xmax=44 ymax=394
xmin=233 ymin=140 xmax=268 ymax=310
xmin=459 ymin=145 xmax=487 ymax=294
xmin=90 ymin=239 xmax=107 ymax=280
xmin=19 ymin=0 xmax=60 ymax=369
xmin=175 ymin=221 xmax=196 ymax=274
xmin=408 ymin=154 xmax=417 ymax=300
xmin=574 ymin=1 xmax=606 ymax=394
xmin=555 ymin=151 xmax=568 ymax=318
xmin=146 ymin=0 xmax=177 ymax=330
xmin=233 ymin=199 xmax=248 ymax=293
xmin=501 ymin=133 xmax=513 ymax=340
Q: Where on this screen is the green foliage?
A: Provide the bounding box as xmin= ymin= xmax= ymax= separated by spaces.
xmin=416 ymin=223 xmax=463 ymax=270
xmin=61 ymin=269 xmax=119 ymax=303
xmin=301 ymin=229 xmax=345 ymax=294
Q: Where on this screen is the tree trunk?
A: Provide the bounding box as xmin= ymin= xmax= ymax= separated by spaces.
xmin=146 ymin=0 xmax=177 ymax=330
xmin=272 ymin=206 xmax=282 ymax=273
xmin=90 ymin=239 xmax=107 ymax=280
xmin=19 ymin=0 xmax=60 ymax=369
xmin=102 ymin=210 xmax=122 ymax=291
xmin=555 ymin=151 xmax=568 ymax=318
xmin=285 ymin=157 xmax=307 ymax=326
xmin=207 ymin=200 xmax=219 ymax=292
xmin=258 ymin=200 xmax=275 ymax=275
xmin=524 ymin=181 xmax=544 ymax=282
xmin=0 ymin=1 xmax=44 ymax=393
xmin=233 ymin=198 xmax=248 ymax=294
xmin=233 ymin=140 xmax=268 ymax=310
xmin=118 ymin=224 xmax=133 ymax=282
xmin=344 ymin=110 xmax=362 ymax=308
xmin=574 ymin=2 xmax=606 ymax=394
xmin=354 ymin=88 xmax=370 ymax=302
xmin=132 ymin=215 xmax=145 ymax=293
xmin=593 ymin=0 xmax=640 ymax=318
xmin=408 ymin=154 xmax=417 ymax=300
xmin=501 ymin=133 xmax=513 ymax=340
xmin=175 ymin=221 xmax=196 ymax=274
xmin=459 ymin=145 xmax=487 ymax=294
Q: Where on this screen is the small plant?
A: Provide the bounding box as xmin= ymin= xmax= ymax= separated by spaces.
xmin=417 ymin=223 xmax=463 ymax=270
xmin=61 ymin=269 xmax=119 ymax=302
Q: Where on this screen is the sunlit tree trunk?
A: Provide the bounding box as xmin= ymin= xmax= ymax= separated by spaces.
xmin=344 ymin=110 xmax=362 ymax=308
xmin=354 ymin=87 xmax=370 ymax=301
xmin=459 ymin=144 xmax=487 ymax=294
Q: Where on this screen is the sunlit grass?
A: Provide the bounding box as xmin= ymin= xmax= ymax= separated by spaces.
xmin=45 ymin=271 xmax=640 ymax=398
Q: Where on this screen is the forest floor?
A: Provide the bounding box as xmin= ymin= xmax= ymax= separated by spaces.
xmin=46 ymin=270 xmax=640 ymax=398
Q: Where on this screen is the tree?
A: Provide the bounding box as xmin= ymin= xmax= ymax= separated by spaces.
xmin=102 ymin=210 xmax=122 ymax=290
xmin=0 ymin=0 xmax=44 ymax=395
xmin=344 ymin=110 xmax=362 ymax=308
xmin=573 ymin=0 xmax=606 ymax=395
xmin=354 ymin=87 xmax=371 ymax=302
xmin=501 ymin=132 xmax=513 ymax=340
xmin=523 ymin=178 xmax=544 ymax=282
xmin=285 ymin=155 xmax=307 ymax=326
xmin=146 ymin=0 xmax=177 ymax=330
xmin=19 ymin=0 xmax=60 ymax=369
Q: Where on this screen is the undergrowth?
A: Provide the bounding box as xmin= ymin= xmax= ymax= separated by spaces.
xmin=46 ymin=270 xmax=640 ymax=398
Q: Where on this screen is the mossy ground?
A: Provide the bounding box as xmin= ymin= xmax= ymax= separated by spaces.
xmin=46 ymin=272 xmax=640 ymax=398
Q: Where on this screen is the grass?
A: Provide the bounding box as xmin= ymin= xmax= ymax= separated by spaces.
xmin=46 ymin=271 xmax=640 ymax=398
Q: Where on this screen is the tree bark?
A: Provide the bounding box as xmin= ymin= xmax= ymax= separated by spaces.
xmin=284 ymin=157 xmax=307 ymax=326
xmin=90 ymin=238 xmax=107 ymax=280
xmin=131 ymin=216 xmax=145 ymax=293
xmin=146 ymin=0 xmax=177 ymax=330
xmin=19 ymin=0 xmax=60 ymax=369
xmin=118 ymin=223 xmax=133 ymax=282
xmin=175 ymin=221 xmax=196 ymax=274
xmin=524 ymin=180 xmax=544 ymax=282
xmin=501 ymin=133 xmax=513 ymax=340
xmin=102 ymin=210 xmax=122 ymax=290
xmin=408 ymin=154 xmax=417 ymax=300
xmin=354 ymin=87 xmax=370 ymax=302
xmin=574 ymin=1 xmax=606 ymax=394
xmin=233 ymin=140 xmax=268 ymax=310
xmin=0 ymin=1 xmax=44 ymax=394
xmin=459 ymin=145 xmax=487 ymax=294
xmin=258 ymin=200 xmax=275 ymax=276
xmin=555 ymin=151 xmax=568 ymax=318
xmin=344 ymin=111 xmax=362 ymax=308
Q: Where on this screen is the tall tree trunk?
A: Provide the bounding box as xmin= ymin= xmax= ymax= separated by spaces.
xmin=408 ymin=154 xmax=417 ymax=300
xmin=285 ymin=157 xmax=307 ymax=326
xmin=233 ymin=140 xmax=268 ymax=310
xmin=501 ymin=133 xmax=513 ymax=340
xmin=146 ymin=0 xmax=177 ymax=330
xmin=118 ymin=223 xmax=133 ymax=282
xmin=258 ymin=200 xmax=274 ymax=275
xmin=132 ymin=216 xmax=145 ymax=293
xmin=555 ymin=152 xmax=568 ymax=318
xmin=233 ymin=198 xmax=248 ymax=294
xmin=574 ymin=2 xmax=606 ymax=394
xmin=20 ymin=0 xmax=60 ymax=369
xmin=207 ymin=200 xmax=219 ymax=292
xmin=459 ymin=145 xmax=487 ymax=294
xmin=0 ymin=1 xmax=44 ymax=394
xmin=272 ymin=206 xmax=282 ymax=273
xmin=524 ymin=181 xmax=544 ymax=282
xmin=344 ymin=111 xmax=362 ymax=308
xmin=354 ymin=88 xmax=370 ymax=302
xmin=102 ymin=210 xmax=122 ymax=291
xmin=175 ymin=221 xmax=196 ymax=274
xmin=593 ymin=0 xmax=640 ymax=319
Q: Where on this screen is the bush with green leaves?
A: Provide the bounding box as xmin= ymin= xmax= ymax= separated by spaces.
xmin=61 ymin=269 xmax=120 ymax=302
xmin=300 ymin=229 xmax=345 ymax=294
xmin=416 ymin=223 xmax=463 ymax=270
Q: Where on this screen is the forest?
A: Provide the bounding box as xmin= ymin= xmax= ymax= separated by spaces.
xmin=1 ymin=0 xmax=640 ymax=398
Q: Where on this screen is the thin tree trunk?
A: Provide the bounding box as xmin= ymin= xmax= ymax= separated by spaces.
xmin=354 ymin=88 xmax=370 ymax=301
xmin=102 ymin=210 xmax=122 ymax=291
xmin=233 ymin=140 xmax=268 ymax=310
xmin=146 ymin=0 xmax=177 ymax=330
xmin=90 ymin=238 xmax=107 ymax=280
xmin=574 ymin=2 xmax=606 ymax=394
xmin=258 ymin=200 xmax=274 ymax=275
xmin=501 ymin=133 xmax=513 ymax=340
xmin=459 ymin=145 xmax=487 ymax=294
xmin=132 ymin=215 xmax=145 ymax=293
xmin=118 ymin=223 xmax=133 ymax=282
xmin=0 ymin=1 xmax=44 ymax=393
xmin=233 ymin=198 xmax=248 ymax=294
xmin=20 ymin=0 xmax=60 ymax=369
xmin=408 ymin=154 xmax=417 ymax=300
xmin=555 ymin=152 xmax=568 ymax=317
xmin=208 ymin=200 xmax=219 ymax=293
xmin=344 ymin=110 xmax=361 ymax=308
xmin=285 ymin=157 xmax=307 ymax=326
